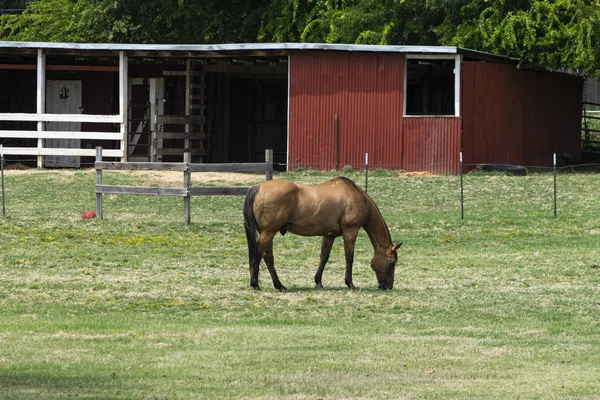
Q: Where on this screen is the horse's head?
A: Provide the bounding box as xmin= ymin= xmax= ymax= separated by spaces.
xmin=371 ymin=242 xmax=402 ymax=290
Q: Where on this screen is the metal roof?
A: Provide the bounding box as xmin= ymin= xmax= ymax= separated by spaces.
xmin=0 ymin=41 xmax=518 ymax=62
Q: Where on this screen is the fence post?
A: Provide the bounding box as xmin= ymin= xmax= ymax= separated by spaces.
xmin=95 ymin=146 xmax=103 ymax=219
xmin=1 ymin=144 xmax=5 ymax=217
xmin=553 ymin=153 xmax=557 ymax=217
xmin=365 ymin=153 xmax=369 ymax=194
xmin=183 ymin=152 xmax=191 ymax=225
xmin=334 ymin=113 xmax=340 ymax=170
xmin=460 ymin=151 xmax=464 ymax=220
xmin=265 ymin=149 xmax=273 ymax=181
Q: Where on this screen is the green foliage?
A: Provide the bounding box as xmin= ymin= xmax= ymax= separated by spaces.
xmin=448 ymin=0 xmax=600 ymax=74
xmin=3 ymin=0 xmax=600 ymax=73
xmin=1 ymin=0 xmax=105 ymax=42
xmin=0 ymin=0 xmax=274 ymax=43
xmin=296 ymin=0 xmax=443 ymax=44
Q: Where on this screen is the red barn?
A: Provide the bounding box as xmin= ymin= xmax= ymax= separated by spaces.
xmin=0 ymin=42 xmax=582 ymax=173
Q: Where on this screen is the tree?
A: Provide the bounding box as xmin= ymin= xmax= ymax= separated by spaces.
xmin=0 ymin=0 xmax=272 ymax=43
xmin=0 ymin=0 xmax=132 ymax=42
xmin=271 ymin=0 xmax=444 ymax=45
xmin=3 ymin=0 xmax=600 ymax=74
xmin=446 ymin=0 xmax=600 ymax=74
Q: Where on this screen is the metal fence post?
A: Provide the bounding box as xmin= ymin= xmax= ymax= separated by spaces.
xmin=334 ymin=113 xmax=340 ymax=170
xmin=183 ymin=152 xmax=191 ymax=224
xmin=265 ymin=149 xmax=273 ymax=181
xmin=1 ymin=145 xmax=5 ymax=217
xmin=553 ymin=153 xmax=557 ymax=217
xmin=365 ymin=153 xmax=369 ymax=194
xmin=95 ymin=146 xmax=103 ymax=219
xmin=460 ymin=151 xmax=464 ymax=220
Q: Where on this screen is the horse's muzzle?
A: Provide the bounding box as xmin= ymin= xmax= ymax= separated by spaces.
xmin=378 ymin=281 xmax=393 ymax=290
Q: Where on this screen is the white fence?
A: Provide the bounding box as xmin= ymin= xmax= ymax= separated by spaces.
xmin=0 ymin=113 xmax=124 ymax=161
xmin=0 ymin=50 xmax=128 ymax=167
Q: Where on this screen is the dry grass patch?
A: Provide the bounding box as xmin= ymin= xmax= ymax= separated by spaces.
xmin=138 ymin=171 xmax=266 ymax=187
xmin=397 ymin=171 xmax=434 ymax=178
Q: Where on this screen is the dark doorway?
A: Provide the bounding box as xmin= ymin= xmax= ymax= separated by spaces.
xmin=229 ymin=77 xmax=287 ymax=167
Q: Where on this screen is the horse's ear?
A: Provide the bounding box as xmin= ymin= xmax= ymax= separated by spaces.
xmin=391 ymin=242 xmax=403 ymax=252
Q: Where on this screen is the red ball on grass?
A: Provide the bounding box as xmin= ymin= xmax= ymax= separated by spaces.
xmin=82 ymin=210 xmax=97 ymax=219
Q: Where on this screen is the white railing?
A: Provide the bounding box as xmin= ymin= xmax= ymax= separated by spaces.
xmin=0 ymin=113 xmax=125 ymax=159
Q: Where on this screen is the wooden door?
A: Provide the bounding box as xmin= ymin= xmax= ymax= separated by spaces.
xmin=45 ymin=80 xmax=82 ymax=167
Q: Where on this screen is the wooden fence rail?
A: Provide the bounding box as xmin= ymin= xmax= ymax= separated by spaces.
xmin=95 ymin=146 xmax=273 ymax=224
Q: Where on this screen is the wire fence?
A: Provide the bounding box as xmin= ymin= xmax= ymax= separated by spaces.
xmin=3 ymin=156 xmax=600 ymax=174
xmin=1 ymin=151 xmax=599 ymax=221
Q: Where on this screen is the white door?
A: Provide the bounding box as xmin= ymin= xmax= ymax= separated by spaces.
xmin=45 ymin=80 xmax=82 ymax=167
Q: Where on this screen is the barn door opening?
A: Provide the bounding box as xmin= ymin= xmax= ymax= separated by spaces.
xmin=229 ymin=77 xmax=287 ymax=166
xmin=45 ymin=80 xmax=82 ymax=167
xmin=128 ymin=78 xmax=164 ymax=161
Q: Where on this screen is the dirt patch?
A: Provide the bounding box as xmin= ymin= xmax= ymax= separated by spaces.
xmin=4 ymin=163 xmax=32 ymax=171
xmin=141 ymin=171 xmax=266 ymax=187
xmin=397 ymin=171 xmax=434 ymax=178
xmin=102 ymin=170 xmax=265 ymax=187
xmin=3 ymin=168 xmax=83 ymax=176
xmin=2 ymin=168 xmax=267 ymax=186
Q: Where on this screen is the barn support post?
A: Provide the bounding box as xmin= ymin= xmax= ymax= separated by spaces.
xmin=36 ymin=49 xmax=46 ymax=168
xmin=119 ymin=51 xmax=129 ymax=162
xmin=96 ymin=146 xmax=103 ymax=219
xmin=265 ymin=149 xmax=273 ymax=181
xmin=183 ymin=152 xmax=191 ymax=224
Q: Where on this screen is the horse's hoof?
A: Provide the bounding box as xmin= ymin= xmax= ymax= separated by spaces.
xmin=315 ymin=283 xmax=323 ymax=289
xmin=253 ymin=286 xmax=261 ymax=292
xmin=347 ymin=283 xmax=356 ymax=290
xmin=278 ymin=285 xmax=287 ymax=292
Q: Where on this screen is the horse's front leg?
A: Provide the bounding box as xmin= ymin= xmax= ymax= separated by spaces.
xmin=314 ymin=235 xmax=335 ymax=288
xmin=260 ymin=233 xmax=287 ymax=292
xmin=342 ymin=228 xmax=359 ymax=289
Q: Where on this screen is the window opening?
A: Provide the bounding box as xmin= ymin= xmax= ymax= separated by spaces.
xmin=405 ymin=59 xmax=455 ymax=116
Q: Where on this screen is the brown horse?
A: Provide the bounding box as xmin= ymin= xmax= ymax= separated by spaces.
xmin=243 ymin=176 xmax=402 ymax=291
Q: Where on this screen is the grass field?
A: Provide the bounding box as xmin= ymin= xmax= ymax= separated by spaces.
xmin=1 ymin=167 xmax=600 ymax=399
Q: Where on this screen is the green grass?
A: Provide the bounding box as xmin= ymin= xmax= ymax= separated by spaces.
xmin=1 ymin=168 xmax=600 ymax=399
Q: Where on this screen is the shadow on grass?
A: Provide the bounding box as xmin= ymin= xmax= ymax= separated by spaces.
xmin=257 ymin=285 xmax=390 ymax=293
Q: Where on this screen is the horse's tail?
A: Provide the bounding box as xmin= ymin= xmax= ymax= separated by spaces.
xmin=243 ymin=185 xmax=261 ymax=266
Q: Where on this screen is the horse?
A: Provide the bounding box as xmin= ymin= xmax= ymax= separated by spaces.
xmin=243 ymin=176 xmax=402 ymax=291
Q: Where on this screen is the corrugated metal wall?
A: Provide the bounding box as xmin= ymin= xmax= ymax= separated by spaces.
xmin=462 ymin=62 xmax=582 ymax=167
xmin=288 ymin=51 xmax=405 ymax=170
xmin=288 ymin=51 xmax=462 ymax=173
xmin=403 ymin=118 xmax=461 ymax=174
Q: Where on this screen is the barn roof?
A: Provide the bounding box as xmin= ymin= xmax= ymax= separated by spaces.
xmin=0 ymin=41 xmax=518 ymax=63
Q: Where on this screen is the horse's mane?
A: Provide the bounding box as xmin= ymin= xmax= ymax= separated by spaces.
xmin=338 ymin=177 xmax=392 ymax=244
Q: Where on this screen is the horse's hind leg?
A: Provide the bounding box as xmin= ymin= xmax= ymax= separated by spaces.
xmin=260 ymin=232 xmax=286 ymax=291
xmin=249 ymin=249 xmax=262 ymax=291
xmin=315 ymin=235 xmax=335 ymax=288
